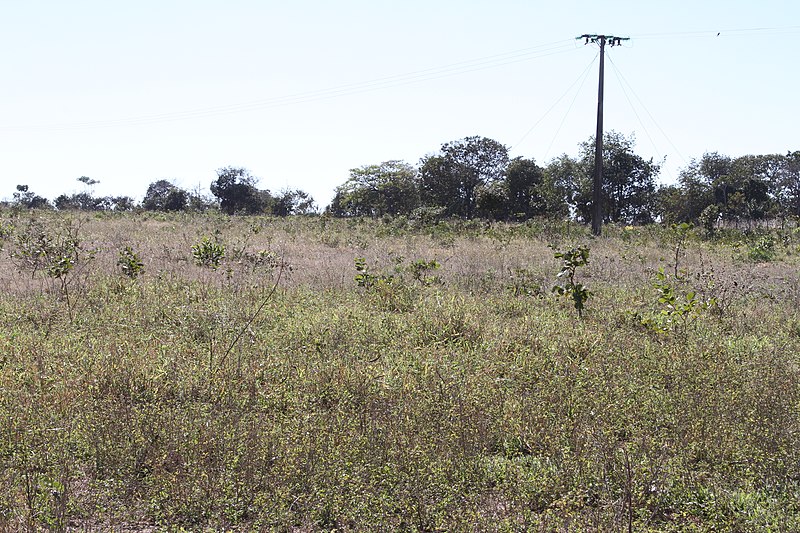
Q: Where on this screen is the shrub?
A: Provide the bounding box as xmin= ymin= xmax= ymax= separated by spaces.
xmin=118 ymin=246 xmax=144 ymax=279
xmin=552 ymin=245 xmax=591 ymax=318
xmin=192 ymin=236 xmax=225 ymax=269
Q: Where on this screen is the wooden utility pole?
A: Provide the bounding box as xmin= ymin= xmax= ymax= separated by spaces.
xmin=577 ymin=34 xmax=629 ymax=236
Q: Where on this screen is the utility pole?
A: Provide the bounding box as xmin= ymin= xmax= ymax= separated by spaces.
xmin=577 ymin=34 xmax=628 ymax=236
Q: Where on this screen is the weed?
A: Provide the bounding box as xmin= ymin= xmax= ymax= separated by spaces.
xmin=118 ymin=246 xmax=144 ymax=279
xmin=552 ymin=245 xmax=591 ymax=318
xmin=747 ymin=234 xmax=776 ymax=262
xmin=667 ymin=222 xmax=694 ymax=279
xmin=507 ymin=267 xmax=542 ymax=297
xmin=406 ymin=259 xmax=442 ymax=286
xmin=0 ymin=220 xmax=13 ymax=251
xmin=641 ymin=267 xmax=717 ymax=334
xmin=1 ymin=212 xmax=798 ymax=531
xmin=192 ymin=236 xmax=225 ymax=269
xmin=353 ymin=257 xmax=426 ymax=311
xmin=11 ymin=217 xmax=94 ymax=318
xmin=354 ymin=257 xmax=393 ymax=288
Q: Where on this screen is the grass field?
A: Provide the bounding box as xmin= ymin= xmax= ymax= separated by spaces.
xmin=0 ymin=210 xmax=799 ymax=531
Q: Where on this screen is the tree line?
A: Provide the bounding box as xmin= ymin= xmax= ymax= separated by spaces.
xmin=328 ymin=133 xmax=800 ymax=227
xmin=7 ymin=133 xmax=799 ymax=227
xmin=6 ymin=167 xmax=317 ymax=216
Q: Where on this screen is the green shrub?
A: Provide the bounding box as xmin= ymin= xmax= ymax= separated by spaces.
xmin=552 ymin=245 xmax=591 ymax=318
xmin=192 ymin=236 xmax=225 ymax=269
xmin=118 ymin=246 xmax=144 ymax=279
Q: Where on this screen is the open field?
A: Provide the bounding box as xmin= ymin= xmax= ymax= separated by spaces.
xmin=0 ymin=210 xmax=799 ymax=531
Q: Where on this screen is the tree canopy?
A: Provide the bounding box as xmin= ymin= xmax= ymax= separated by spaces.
xmin=142 ymin=180 xmax=189 ymax=211
xmin=210 ymin=167 xmax=268 ymax=215
xmin=568 ymin=132 xmax=660 ymax=225
xmin=419 ymin=136 xmax=509 ymax=219
xmin=328 ymin=161 xmax=419 ymax=217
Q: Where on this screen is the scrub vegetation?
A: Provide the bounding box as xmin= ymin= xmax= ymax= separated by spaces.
xmin=0 ymin=209 xmax=799 ymax=531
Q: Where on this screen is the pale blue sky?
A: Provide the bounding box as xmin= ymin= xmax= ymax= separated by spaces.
xmin=1 ymin=1 xmax=798 ymax=207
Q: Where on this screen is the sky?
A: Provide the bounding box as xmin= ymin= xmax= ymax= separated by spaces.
xmin=1 ymin=1 xmax=798 ymax=208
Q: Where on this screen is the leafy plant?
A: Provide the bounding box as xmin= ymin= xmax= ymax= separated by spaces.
xmin=668 ymin=222 xmax=694 ymax=279
xmin=117 ymin=246 xmax=144 ymax=279
xmin=747 ymin=234 xmax=776 ymax=262
xmin=192 ymin=236 xmax=226 ymax=269
xmin=507 ymin=267 xmax=542 ymax=297
xmin=11 ymin=217 xmax=93 ymax=319
xmin=406 ymin=259 xmax=441 ymax=286
xmin=354 ymin=257 xmax=424 ymax=311
xmin=552 ymin=245 xmax=591 ymax=318
xmin=641 ymin=267 xmax=717 ymax=334
xmin=354 ymin=257 xmax=393 ymax=288
xmin=0 ymin=220 xmax=13 ymax=251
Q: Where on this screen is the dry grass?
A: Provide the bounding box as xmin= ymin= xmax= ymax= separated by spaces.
xmin=0 ymin=210 xmax=798 ymax=531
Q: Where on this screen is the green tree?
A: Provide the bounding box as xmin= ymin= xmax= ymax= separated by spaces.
xmin=573 ymin=132 xmax=660 ymax=224
xmin=506 ymin=157 xmax=568 ymax=219
xmin=773 ymin=151 xmax=800 ymax=218
xmin=676 ymin=152 xmax=777 ymax=224
xmin=272 ymin=188 xmax=316 ymax=216
xmin=727 ymin=155 xmax=775 ymax=221
xmin=419 ymin=136 xmax=509 ymax=219
xmin=210 ymin=167 xmax=269 ymax=215
xmin=13 ymin=185 xmax=51 ymax=209
xmin=475 ymin=180 xmax=510 ymax=220
xmin=656 ymin=160 xmax=716 ymax=224
xmin=543 ymin=154 xmax=582 ymax=216
xmin=77 ymin=176 xmax=100 ymax=189
xmin=54 ymin=192 xmax=107 ymax=211
xmin=53 ymin=176 xmax=110 ymax=211
xmin=328 ymin=160 xmax=419 ymax=217
xmin=109 ymin=196 xmax=135 ymax=211
xmin=418 ymin=155 xmax=461 ymax=217
xmin=142 ymin=180 xmax=188 ymax=211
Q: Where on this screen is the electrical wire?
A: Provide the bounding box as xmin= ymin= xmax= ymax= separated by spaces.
xmin=3 ymin=40 xmax=580 ymax=132
xmin=605 ymin=53 xmax=689 ymax=174
xmin=510 ymin=52 xmax=598 ymax=153
xmin=542 ymin=52 xmax=598 ymax=161
xmin=630 ymin=25 xmax=800 ymax=40
xmin=606 ymin=51 xmax=670 ymax=179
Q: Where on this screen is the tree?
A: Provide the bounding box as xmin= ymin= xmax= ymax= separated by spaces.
xmin=504 ymin=157 xmax=542 ymax=219
xmin=142 ymin=180 xmax=189 ymax=211
xmin=673 ymin=152 xmax=779 ymax=224
xmin=474 ymin=157 xmax=568 ymax=220
xmin=187 ymin=184 xmax=217 ymax=211
xmin=418 ymin=155 xmax=461 ymax=217
xmin=328 ymin=160 xmax=418 ymax=217
xmin=272 ymin=188 xmax=316 ymax=216
xmin=108 ymin=196 xmax=135 ymax=211
xmin=505 ymin=157 xmax=568 ymax=219
xmin=573 ymin=132 xmax=660 ymax=224
xmin=543 ymin=154 xmax=582 ymax=217
xmin=12 ymin=185 xmax=51 ymax=209
xmin=418 ymin=136 xmax=509 ymax=219
xmin=656 ymin=158 xmax=716 ymax=225
xmin=210 ymin=167 xmax=268 ymax=214
xmin=475 ymin=180 xmax=510 ymax=220
xmin=54 ymin=192 xmax=105 ymax=211
xmin=77 ymin=176 xmax=100 ymax=189
xmin=773 ymin=151 xmax=800 ymax=218
xmin=726 ymin=155 xmax=774 ymax=221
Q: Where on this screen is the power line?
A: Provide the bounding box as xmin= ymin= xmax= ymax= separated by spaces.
xmin=510 ymin=52 xmax=598 ymax=153
xmin=630 ymin=25 xmax=800 ymax=40
xmin=606 ymin=51 xmax=671 ymax=180
xmin=2 ymin=40 xmax=580 ymax=132
xmin=542 ymin=53 xmax=598 ymax=161
xmin=606 ymin=53 xmax=689 ymax=171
